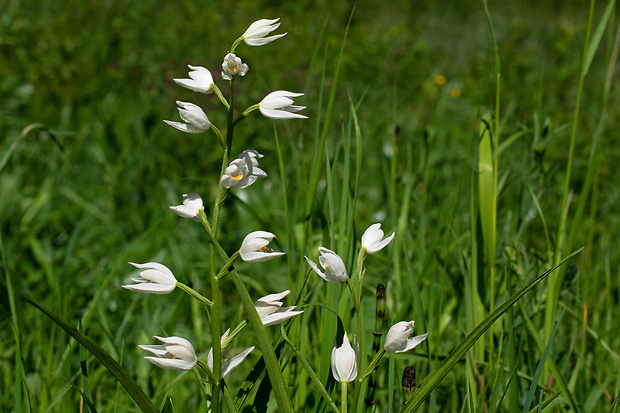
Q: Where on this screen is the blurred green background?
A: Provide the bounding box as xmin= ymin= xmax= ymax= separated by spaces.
xmin=1 ymin=0 xmax=619 ymax=411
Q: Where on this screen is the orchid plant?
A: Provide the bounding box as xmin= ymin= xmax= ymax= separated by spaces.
xmin=119 ymin=17 xmax=426 ymax=413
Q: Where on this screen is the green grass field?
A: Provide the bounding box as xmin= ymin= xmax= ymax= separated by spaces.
xmin=1 ymin=0 xmax=619 ymax=412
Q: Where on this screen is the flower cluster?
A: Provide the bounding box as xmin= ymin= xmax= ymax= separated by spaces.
xmin=121 ymin=19 xmax=305 ymax=393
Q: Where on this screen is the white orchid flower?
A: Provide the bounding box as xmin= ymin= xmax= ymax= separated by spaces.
xmin=384 ymin=321 xmax=428 ymax=353
xmin=255 ymin=290 xmax=303 ymax=326
xmin=220 ymin=150 xmax=267 ymax=189
xmin=242 ymin=18 xmax=287 ymax=46
xmin=207 ymin=343 xmax=255 ymax=379
xmin=331 ymin=332 xmax=358 ymax=383
xmin=122 ymin=262 xmax=177 ymax=294
xmin=140 ymin=336 xmax=197 ymax=371
xmin=361 ymin=223 xmax=395 ymax=254
xmin=240 ymin=231 xmax=285 ymax=262
xmin=169 ymin=193 xmax=204 ymax=221
xmin=259 ymin=90 xmax=307 ymax=119
xmin=164 ymin=101 xmax=211 ymax=133
xmin=305 ymin=247 xmax=348 ymax=284
xmin=221 ymin=52 xmax=248 ymax=81
xmin=173 ymin=65 xmax=214 ymax=93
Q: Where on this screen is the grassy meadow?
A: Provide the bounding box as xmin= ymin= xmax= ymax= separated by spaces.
xmin=1 ymin=0 xmax=619 ymax=411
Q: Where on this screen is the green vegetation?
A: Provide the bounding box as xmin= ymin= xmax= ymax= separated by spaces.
xmin=1 ymin=0 xmax=619 ymax=411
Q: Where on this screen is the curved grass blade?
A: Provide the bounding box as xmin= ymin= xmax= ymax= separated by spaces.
xmin=22 ymin=294 xmax=160 ymax=413
xmin=400 ymin=248 xmax=583 ymax=412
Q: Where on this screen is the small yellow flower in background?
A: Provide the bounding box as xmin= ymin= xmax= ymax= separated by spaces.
xmin=451 ymin=88 xmax=461 ymax=98
xmin=434 ymin=74 xmax=446 ymax=86
xmin=169 ymin=193 xmax=204 ymax=221
xmin=221 ymin=52 xmax=249 ymax=81
xmin=122 ymin=262 xmax=178 ymax=294
xmin=242 ymin=18 xmax=287 ymax=46
xmin=164 ymin=101 xmax=211 ymax=133
xmin=331 ymin=332 xmax=358 ymax=383
xmin=240 ymin=231 xmax=285 ymax=262
xmin=220 ymin=150 xmax=267 ymax=189
xmin=140 ymin=336 xmax=197 ymax=370
xmin=174 ymin=65 xmax=215 ymax=94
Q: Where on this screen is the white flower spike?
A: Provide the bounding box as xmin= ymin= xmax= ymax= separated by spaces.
xmin=305 ymin=247 xmax=348 ymax=284
xmin=255 ymin=290 xmax=303 ymax=326
xmin=164 ymin=101 xmax=211 ymax=133
xmin=221 ymin=52 xmax=248 ymax=81
xmin=169 ymin=193 xmax=204 ymax=221
xmin=140 ymin=336 xmax=197 ymax=371
xmin=220 ymin=150 xmax=267 ymax=189
xmin=384 ymin=321 xmax=428 ymax=353
xmin=240 ymin=231 xmax=285 ymax=262
xmin=259 ymin=90 xmax=307 ymax=119
xmin=174 ymin=65 xmax=215 ymax=94
xmin=361 ymin=223 xmax=395 ymax=254
xmin=331 ymin=332 xmax=358 ymax=383
xmin=242 ymin=18 xmax=287 ymax=46
xmin=122 ymin=262 xmax=178 ymax=294
xmin=207 ymin=343 xmax=255 ymax=379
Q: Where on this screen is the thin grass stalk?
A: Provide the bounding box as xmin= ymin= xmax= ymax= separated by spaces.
xmin=366 ymin=283 xmax=386 ymax=410
xmin=547 ymin=0 xmax=595 ymax=349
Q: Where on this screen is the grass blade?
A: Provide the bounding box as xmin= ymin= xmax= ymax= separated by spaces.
xmin=22 ymin=295 xmax=160 ymax=413
xmin=400 ymin=248 xmax=582 ymax=412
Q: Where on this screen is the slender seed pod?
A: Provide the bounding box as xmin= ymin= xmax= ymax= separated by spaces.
xmin=365 ymin=283 xmax=387 ymax=408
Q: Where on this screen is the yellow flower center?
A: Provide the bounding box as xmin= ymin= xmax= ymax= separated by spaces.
xmin=231 ymin=172 xmax=243 ymax=180
xmin=230 ymin=64 xmax=238 ymax=72
xmin=260 ymin=247 xmax=274 ymax=253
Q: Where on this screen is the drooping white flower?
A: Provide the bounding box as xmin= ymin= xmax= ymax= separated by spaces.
xmin=259 ymin=90 xmax=307 ymax=119
xmin=207 ymin=340 xmax=255 ymax=379
xmin=384 ymin=321 xmax=428 ymax=353
xmin=122 ymin=262 xmax=178 ymax=294
xmin=242 ymin=18 xmax=287 ymax=46
xmin=331 ymin=332 xmax=358 ymax=383
xmin=361 ymin=223 xmax=395 ymax=254
xmin=255 ymin=290 xmax=303 ymax=326
xmin=169 ymin=193 xmax=204 ymax=221
xmin=173 ymin=65 xmax=215 ymax=94
xmin=305 ymin=247 xmax=348 ymax=284
xmin=221 ymin=53 xmax=248 ymax=81
xmin=164 ymin=101 xmax=211 ymax=133
xmin=240 ymin=231 xmax=285 ymax=262
xmin=140 ymin=336 xmax=197 ymax=371
xmin=220 ymin=150 xmax=267 ymax=189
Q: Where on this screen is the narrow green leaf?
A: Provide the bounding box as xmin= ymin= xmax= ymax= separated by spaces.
xmin=522 ymin=309 xmax=565 ymax=413
xmin=22 ymin=295 xmax=160 ymax=413
xmin=584 ymin=0 xmax=616 ymax=75
xmin=400 ymin=248 xmax=582 ymax=412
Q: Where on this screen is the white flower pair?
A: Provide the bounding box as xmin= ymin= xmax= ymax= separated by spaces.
xmin=305 ymin=223 xmax=395 ymax=284
xmin=331 ymin=322 xmax=428 ymax=383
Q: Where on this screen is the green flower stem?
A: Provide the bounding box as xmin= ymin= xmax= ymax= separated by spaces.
xmin=216 ymin=250 xmax=240 ymax=279
xmin=341 ymin=382 xmax=348 ymax=413
xmin=176 ymin=282 xmax=213 ymax=306
xmin=349 ymin=248 xmax=366 ymax=413
xmin=230 ymin=36 xmax=243 ymax=53
xmin=227 ymin=268 xmax=294 ymax=413
xmin=196 ymin=359 xmax=216 ymax=382
xmin=210 ymin=124 xmax=226 ymax=150
xmin=358 ymin=347 xmax=385 ymax=383
xmin=212 ymin=83 xmax=230 ymax=110
xmin=240 ymin=103 xmax=259 ymax=118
